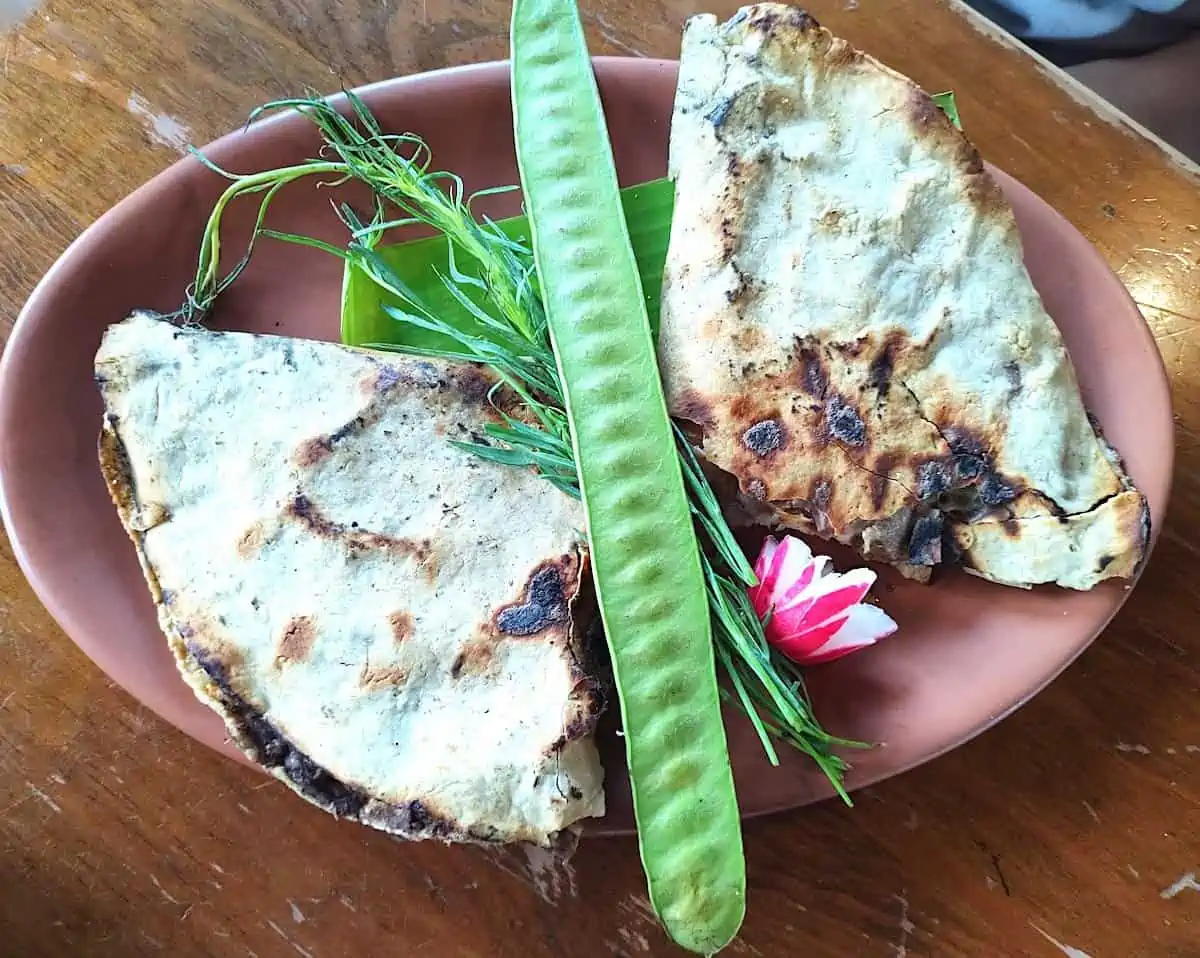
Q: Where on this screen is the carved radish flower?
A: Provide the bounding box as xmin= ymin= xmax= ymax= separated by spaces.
xmin=749 ymin=535 xmax=897 ymax=665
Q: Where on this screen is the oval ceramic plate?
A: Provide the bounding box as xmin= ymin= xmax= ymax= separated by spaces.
xmin=0 ymin=60 xmax=1173 ymax=836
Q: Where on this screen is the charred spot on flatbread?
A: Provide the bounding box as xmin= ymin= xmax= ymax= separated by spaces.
xmin=493 ymin=559 xmax=573 ymax=637
xmin=276 ymin=615 xmax=316 ymax=665
xmin=285 ymin=493 xmax=435 ymax=567
xmin=451 ymin=636 xmax=496 ymax=679
xmin=796 ymin=344 xmax=829 ymax=398
xmin=190 ymin=646 xmax=452 ymax=833
xmin=388 ymin=611 xmax=414 ymax=644
xmin=95 ymin=315 xmax=605 ymax=846
xmin=236 ymin=521 xmax=269 ymax=558
xmin=359 ymin=665 xmax=408 ymax=690
xmin=660 ymin=5 xmax=1150 ymax=590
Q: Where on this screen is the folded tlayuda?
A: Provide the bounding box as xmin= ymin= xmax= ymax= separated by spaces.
xmin=95 ymin=313 xmax=604 ymax=845
xmin=658 ymin=4 xmax=1149 ymax=590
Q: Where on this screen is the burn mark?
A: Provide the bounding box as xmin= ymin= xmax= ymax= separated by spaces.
xmin=908 ymin=90 xmax=944 ymax=129
xmin=359 ymin=359 xmax=439 ymax=397
xmin=388 ymin=611 xmax=414 ymax=645
xmin=286 ymin=494 xmax=433 ymax=564
xmin=869 ymin=473 xmax=888 ymax=513
xmin=797 ymin=345 xmax=829 ymax=398
xmin=277 ymin=616 xmax=316 ymax=664
xmin=741 ymin=419 xmax=785 ymax=457
xmin=730 ymin=319 xmax=763 ymax=350
xmin=293 ymin=436 xmax=333 ymax=468
xmin=186 ymin=646 xmax=368 ymax=819
xmin=494 ymin=564 xmax=569 ymax=637
xmin=450 ymin=636 xmax=496 ymax=679
xmin=187 ymin=639 xmax=485 ymax=840
xmin=1098 ymin=553 xmax=1115 ymax=572
xmin=871 ymin=454 xmax=898 ymax=512
xmin=133 ymin=502 xmax=171 ymax=531
xmin=545 ymin=678 xmax=607 ymax=757
xmin=825 ymin=397 xmax=866 ymax=447
xmin=405 ymin=800 xmax=434 ymax=832
xmin=672 ymin=389 xmax=716 ymax=430
xmin=186 ymin=640 xmax=237 ymax=683
xmin=749 ymin=3 xmax=817 ymax=34
xmin=941 ymin=527 xmax=964 ymax=565
xmin=869 ymin=341 xmax=895 ymax=394
xmin=451 ymin=364 xmax=497 ymax=405
xmin=360 ymin=665 xmax=408 ymax=690
xmin=330 ymin=415 xmax=368 ymax=446
xmin=368 ymin=799 xmax=455 ymax=840
xmin=908 ymin=511 xmax=944 ymax=566
xmin=719 ymin=215 xmax=737 ymax=258
xmin=1002 ymin=519 xmax=1021 ymax=538
xmin=312 ymin=359 xmax=493 ymax=470
xmin=727 ymin=395 xmax=760 ymax=426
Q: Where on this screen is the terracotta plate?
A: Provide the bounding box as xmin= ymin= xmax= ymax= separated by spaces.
xmin=0 ymin=60 xmax=1173 ymax=836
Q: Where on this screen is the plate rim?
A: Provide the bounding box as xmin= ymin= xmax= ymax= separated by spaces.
xmin=0 ymin=58 xmax=1176 ymax=834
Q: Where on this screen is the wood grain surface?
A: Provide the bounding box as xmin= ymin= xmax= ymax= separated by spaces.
xmin=1 ymin=1 xmax=1198 ymax=956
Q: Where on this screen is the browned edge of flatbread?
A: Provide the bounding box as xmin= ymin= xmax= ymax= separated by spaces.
xmin=96 ymin=338 xmax=604 ymax=846
xmin=668 ymin=4 xmax=1151 ymax=587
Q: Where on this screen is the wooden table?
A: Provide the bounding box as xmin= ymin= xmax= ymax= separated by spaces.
xmin=1 ymin=1 xmax=1198 ymax=955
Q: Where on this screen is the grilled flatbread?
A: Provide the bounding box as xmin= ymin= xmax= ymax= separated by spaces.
xmin=96 ymin=313 xmax=604 ymax=845
xmin=659 ymin=4 xmax=1149 ymax=590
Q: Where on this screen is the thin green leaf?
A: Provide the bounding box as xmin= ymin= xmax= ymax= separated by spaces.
xmin=931 ymin=91 xmax=963 ymax=130
xmin=260 ymin=230 xmax=351 ymax=258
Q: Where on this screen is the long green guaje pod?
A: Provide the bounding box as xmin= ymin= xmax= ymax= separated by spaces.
xmin=510 ymin=0 xmax=745 ymax=953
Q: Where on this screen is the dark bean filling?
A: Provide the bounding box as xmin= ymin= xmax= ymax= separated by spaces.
xmin=825 ymin=397 xmax=866 ymax=447
xmin=908 ymin=511 xmax=945 ymax=566
xmin=496 ymin=567 xmax=568 ymax=636
xmin=741 ymin=419 xmax=785 ymax=457
xmin=979 ymin=473 xmax=1017 ymax=506
xmin=186 ymin=642 xmax=367 ymax=819
xmin=953 ymin=455 xmax=986 ymax=483
xmin=915 ymin=461 xmax=953 ymax=500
